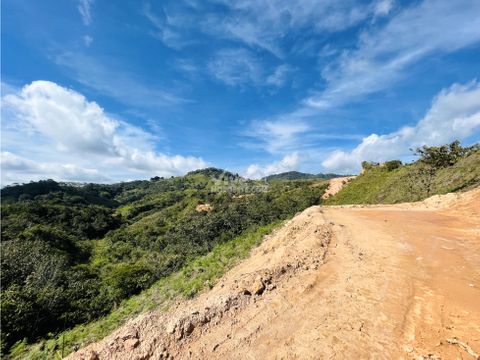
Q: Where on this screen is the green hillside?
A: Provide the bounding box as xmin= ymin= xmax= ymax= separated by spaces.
xmin=1 ymin=170 xmax=327 ymax=358
xmin=3 ymin=142 xmax=478 ymax=358
xmin=263 ymin=171 xmax=343 ymax=181
xmin=326 ymin=143 xmax=480 ymax=205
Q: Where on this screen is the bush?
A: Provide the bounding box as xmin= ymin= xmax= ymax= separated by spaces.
xmin=384 ymin=160 xmax=402 ymax=171
xmin=414 ymin=140 xmax=478 ymax=169
xmin=361 ymin=161 xmax=372 ymax=171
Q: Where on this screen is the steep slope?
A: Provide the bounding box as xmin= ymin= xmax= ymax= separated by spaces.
xmin=69 ymin=188 xmax=480 ymax=360
xmin=1 ymin=173 xmax=328 ymax=356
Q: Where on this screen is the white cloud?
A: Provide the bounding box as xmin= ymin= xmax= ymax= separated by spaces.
xmin=175 ymin=59 xmax=198 ymax=75
xmin=1 ymin=152 xmax=106 ymax=184
xmin=1 ymin=81 xmax=207 ymax=184
xmin=207 ymin=49 xmax=294 ymax=88
xmin=245 ymin=152 xmax=300 ymax=179
xmin=244 ymin=120 xmax=310 ymax=154
xmin=207 ymin=48 xmax=263 ymax=88
xmin=207 ymin=0 xmax=377 ymax=57
xmin=5 ymin=81 xmax=118 ymax=155
xmin=78 ymin=0 xmax=94 ymax=26
xmin=307 ymin=0 xmax=480 ymax=108
xmin=143 ymin=1 xmax=384 ymax=58
xmin=142 ymin=2 xmax=194 ymax=50
xmin=83 ymin=35 xmax=93 ymax=47
xmin=266 ymin=64 xmax=294 ymax=87
xmin=55 ymin=52 xmax=189 ymax=108
xmin=322 ymin=81 xmax=480 ymax=173
xmin=242 ymin=0 xmax=480 ymax=155
xmin=373 ymin=0 xmax=394 ymax=17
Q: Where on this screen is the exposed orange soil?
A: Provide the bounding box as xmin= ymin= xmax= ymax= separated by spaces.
xmin=321 ymin=176 xmax=355 ymax=199
xmin=194 ymin=203 xmax=213 ymax=212
xmin=70 ymin=188 xmax=480 ymax=360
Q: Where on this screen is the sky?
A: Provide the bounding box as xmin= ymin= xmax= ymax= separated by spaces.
xmin=1 ymin=0 xmax=480 ymax=184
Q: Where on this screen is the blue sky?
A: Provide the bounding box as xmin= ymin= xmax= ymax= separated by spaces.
xmin=1 ymin=0 xmax=480 ymax=184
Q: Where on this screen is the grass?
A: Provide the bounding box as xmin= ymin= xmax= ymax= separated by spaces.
xmin=9 ymin=222 xmax=280 ymax=360
xmin=326 ymin=151 xmax=480 ymax=205
xmin=114 ymin=204 xmax=133 ymax=217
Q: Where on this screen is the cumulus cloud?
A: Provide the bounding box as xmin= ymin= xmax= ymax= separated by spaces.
xmin=1 ymin=152 xmax=106 ymax=184
xmin=1 ymin=81 xmax=207 ymax=184
xmin=322 ymin=81 xmax=480 ymax=173
xmin=245 ymin=152 xmax=300 ymax=179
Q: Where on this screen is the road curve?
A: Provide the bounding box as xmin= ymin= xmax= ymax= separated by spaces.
xmin=70 ymin=189 xmax=480 ymax=360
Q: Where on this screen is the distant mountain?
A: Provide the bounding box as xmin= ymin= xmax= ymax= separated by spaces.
xmin=263 ymin=171 xmax=344 ymax=181
xmin=186 ymin=167 xmax=240 ymax=180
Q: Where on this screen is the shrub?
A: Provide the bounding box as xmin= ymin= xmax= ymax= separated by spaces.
xmin=384 ymin=160 xmax=402 ymax=171
xmin=414 ymin=140 xmax=478 ymax=169
xmin=361 ymin=161 xmax=379 ymax=171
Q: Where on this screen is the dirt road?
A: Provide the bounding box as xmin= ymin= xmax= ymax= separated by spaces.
xmin=71 ymin=189 xmax=480 ymax=360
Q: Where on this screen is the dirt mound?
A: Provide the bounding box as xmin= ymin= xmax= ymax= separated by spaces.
xmin=322 ymin=176 xmax=355 ymax=199
xmin=195 ymin=203 xmax=213 ymax=212
xmin=418 ymin=186 xmax=480 ymax=212
xmin=69 ymin=188 xmax=480 ymax=359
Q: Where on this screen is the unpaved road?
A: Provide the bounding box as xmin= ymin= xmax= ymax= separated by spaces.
xmin=71 ymin=189 xmax=480 ymax=360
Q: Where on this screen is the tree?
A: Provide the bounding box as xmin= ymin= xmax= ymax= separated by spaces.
xmin=410 ymin=140 xmax=478 ymax=197
xmin=414 ymin=140 xmax=477 ymax=169
xmin=361 ymin=161 xmax=379 ymax=171
xmin=384 ymin=160 xmax=402 ymax=171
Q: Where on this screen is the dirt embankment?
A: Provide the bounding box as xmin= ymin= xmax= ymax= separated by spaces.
xmin=70 ymin=188 xmax=480 ymax=360
xmin=321 ymin=176 xmax=355 ymax=199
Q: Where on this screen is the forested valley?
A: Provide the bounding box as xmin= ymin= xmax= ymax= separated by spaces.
xmin=1 ymin=169 xmax=328 ymax=356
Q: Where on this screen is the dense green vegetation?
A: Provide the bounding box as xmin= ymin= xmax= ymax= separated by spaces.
xmin=4 ymin=142 xmax=476 ymax=358
xmin=263 ymin=171 xmax=343 ymax=181
xmin=326 ymin=142 xmax=480 ymax=205
xmin=9 ymin=223 xmax=278 ymax=359
xmin=1 ymin=169 xmax=328 ymax=357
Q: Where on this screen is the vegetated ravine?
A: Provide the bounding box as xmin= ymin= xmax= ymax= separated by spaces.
xmin=0 ymin=169 xmax=328 ymax=357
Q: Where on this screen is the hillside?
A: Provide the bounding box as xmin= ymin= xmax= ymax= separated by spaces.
xmin=67 ymin=188 xmax=480 ymax=359
xmin=0 ymin=171 xmax=328 ymax=358
xmin=3 ymin=143 xmax=479 ymax=359
xmin=326 ymin=147 xmax=480 ymax=205
xmin=263 ymin=171 xmax=343 ymax=181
